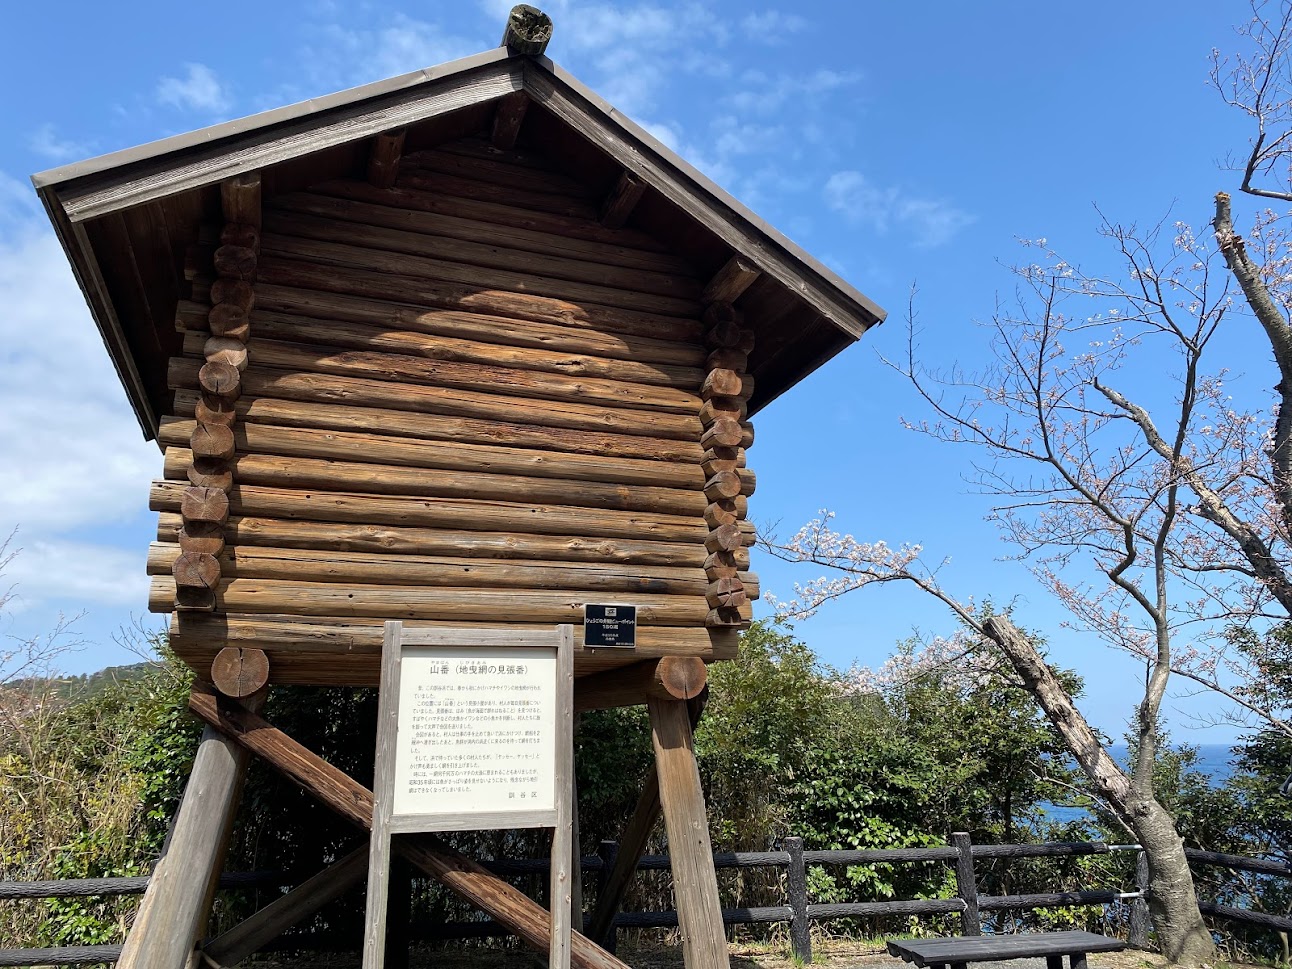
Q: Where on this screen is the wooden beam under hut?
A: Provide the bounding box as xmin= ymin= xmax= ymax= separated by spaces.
xmin=186 ymin=683 xmax=630 ymax=969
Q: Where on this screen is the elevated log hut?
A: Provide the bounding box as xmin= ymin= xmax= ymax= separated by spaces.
xmin=35 ymin=8 xmax=885 ymax=969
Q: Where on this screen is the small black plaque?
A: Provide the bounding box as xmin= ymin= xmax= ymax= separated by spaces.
xmin=583 ymin=603 xmax=637 ymax=648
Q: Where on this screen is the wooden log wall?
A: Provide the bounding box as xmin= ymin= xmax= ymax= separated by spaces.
xmin=152 ymin=134 xmax=759 ymax=685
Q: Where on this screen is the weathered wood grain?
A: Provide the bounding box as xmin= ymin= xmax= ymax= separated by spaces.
xmin=168 ymin=359 xmax=702 ymax=442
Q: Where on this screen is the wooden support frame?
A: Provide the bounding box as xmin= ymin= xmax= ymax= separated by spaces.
xmin=575 ymin=657 xmax=706 ymax=712
xmin=201 ymin=845 xmax=369 ymax=968
xmin=186 ymin=681 xmax=628 ymax=969
xmin=649 ymin=694 xmax=729 ymax=969
xmin=363 ymin=623 xmax=574 ymax=969
xmin=119 ymin=691 xmax=266 ymax=969
xmin=702 ymin=256 xmax=761 ymax=306
xmin=587 ymin=691 xmax=706 ymax=948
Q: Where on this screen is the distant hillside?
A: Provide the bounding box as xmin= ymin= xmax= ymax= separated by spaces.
xmin=5 ymin=661 xmax=160 ymax=701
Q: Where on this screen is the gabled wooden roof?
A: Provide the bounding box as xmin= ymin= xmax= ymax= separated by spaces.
xmin=33 ymin=46 xmax=886 ymax=441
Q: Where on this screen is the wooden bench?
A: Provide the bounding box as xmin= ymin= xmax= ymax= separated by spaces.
xmin=887 ymin=930 xmax=1126 ymax=969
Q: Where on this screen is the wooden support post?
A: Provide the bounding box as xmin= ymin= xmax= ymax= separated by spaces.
xmin=785 ymin=836 xmax=810 ymax=963
xmin=952 ymin=832 xmax=981 ymax=936
xmin=551 ymin=625 xmax=576 ymax=969
xmin=491 ymin=91 xmax=529 ymax=150
xmin=118 ymin=692 xmax=266 ymax=969
xmin=588 ymin=692 xmax=706 ymax=948
xmin=367 ymin=130 xmax=407 ymax=190
xmin=200 ymin=845 xmax=368 ymax=968
xmin=185 ymin=683 xmax=627 ymax=969
xmin=570 ymin=713 xmax=584 ymax=930
xmin=648 ymin=695 xmax=728 ymax=969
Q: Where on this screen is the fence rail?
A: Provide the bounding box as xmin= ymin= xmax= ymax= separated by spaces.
xmin=2 ymin=836 xmax=1289 ymax=966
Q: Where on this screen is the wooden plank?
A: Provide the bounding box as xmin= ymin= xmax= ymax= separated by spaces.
xmin=313 ymin=178 xmax=679 ymax=260
xmin=362 ymin=622 xmax=402 ymax=969
xmin=201 ymin=846 xmax=369 ymax=968
xmin=172 ymin=390 xmax=704 ymax=464
xmin=648 ymin=695 xmax=728 ymax=969
xmin=167 ymin=614 xmax=740 ymax=683
xmin=247 ymin=279 xmax=705 ymax=366
xmin=186 ymin=309 xmax=704 ymax=388
xmin=201 ymin=336 xmax=705 ymax=413
xmin=168 ymin=360 xmax=703 ymax=443
xmin=267 ymin=194 xmax=699 ymax=299
xmin=155 ymin=512 xmax=725 ymax=568
xmin=148 ymin=576 xmax=749 ymax=625
xmin=574 ymin=659 xmax=707 ymax=712
xmin=184 ymin=683 xmax=631 ymax=969
xmin=396 ymin=167 xmax=594 ymax=218
xmin=551 ymin=624 xmax=575 ymax=969
xmin=61 ymin=62 xmax=525 ymax=221
xmin=258 ymin=226 xmax=702 ymax=318
xmin=149 ymin=479 xmax=739 ymax=545
xmin=405 ymin=148 xmax=592 ymax=199
xmin=149 ymin=541 xmax=757 ymax=597
xmin=491 ymin=91 xmax=530 ymax=149
xmin=118 ymin=693 xmax=266 ymax=969
xmin=367 ymin=130 xmax=406 ymax=189
xmin=157 ymin=418 xmax=707 ymax=490
xmin=257 ymin=254 xmax=701 ymax=343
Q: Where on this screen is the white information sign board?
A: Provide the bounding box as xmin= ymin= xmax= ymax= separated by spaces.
xmin=391 ymin=645 xmax=558 ymax=826
xmin=363 ymin=624 xmax=574 ymax=969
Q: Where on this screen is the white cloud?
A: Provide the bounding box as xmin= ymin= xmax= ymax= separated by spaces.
xmin=3 ymin=539 xmax=148 ymax=612
xmin=27 ymin=124 xmax=89 ymax=163
xmin=156 ymin=63 xmax=232 ymax=115
xmin=825 ymin=170 xmax=976 ymax=248
xmin=0 ymin=182 xmax=157 ymax=622
xmin=740 ymin=11 xmax=808 ymax=40
xmin=727 ymin=67 xmax=860 ymax=115
xmin=297 ymin=16 xmax=481 ymax=94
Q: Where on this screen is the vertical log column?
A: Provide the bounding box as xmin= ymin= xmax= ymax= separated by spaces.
xmin=174 ymin=175 xmax=260 ymax=613
xmin=698 ymin=256 xmax=760 ymax=629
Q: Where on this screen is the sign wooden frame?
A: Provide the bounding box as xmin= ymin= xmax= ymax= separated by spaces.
xmin=362 ymin=623 xmax=575 ymax=969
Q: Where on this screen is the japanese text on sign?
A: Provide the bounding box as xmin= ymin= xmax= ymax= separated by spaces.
xmin=391 ymin=646 xmax=557 ymax=817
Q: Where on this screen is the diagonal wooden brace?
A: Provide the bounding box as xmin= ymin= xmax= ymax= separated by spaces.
xmin=187 ymin=683 xmax=629 ymax=969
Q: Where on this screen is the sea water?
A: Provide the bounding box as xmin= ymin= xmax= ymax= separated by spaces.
xmin=1041 ymin=743 xmax=1235 ymax=827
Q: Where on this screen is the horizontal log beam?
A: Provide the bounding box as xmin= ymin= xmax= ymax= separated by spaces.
xmin=149 ymin=576 xmax=752 ymax=625
xmin=158 ymin=418 xmax=706 ymax=491
xmin=702 ymin=256 xmax=760 ymax=305
xmin=170 ymin=617 xmax=738 ymax=684
xmin=172 ymin=389 xmax=702 ymax=464
xmin=599 ymin=172 xmax=646 ymax=230
xmin=148 ymin=541 xmax=758 ymax=599
xmin=156 ymin=512 xmax=739 ymax=568
xmin=575 ymin=658 xmax=707 ymax=712
xmin=168 ymin=358 xmax=701 ymax=443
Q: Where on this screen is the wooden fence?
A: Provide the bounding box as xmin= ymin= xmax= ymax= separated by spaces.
xmin=2 ymin=835 xmax=1289 ymax=966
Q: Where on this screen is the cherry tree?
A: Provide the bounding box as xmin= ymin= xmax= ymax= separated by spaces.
xmin=764 ymin=3 xmax=1292 ymax=964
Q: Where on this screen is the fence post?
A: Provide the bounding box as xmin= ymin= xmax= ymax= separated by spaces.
xmin=1129 ymin=850 xmax=1150 ymax=949
xmin=952 ymin=832 xmax=981 ymax=936
xmin=596 ymin=840 xmax=619 ymax=955
xmin=785 ymin=837 xmax=811 ymax=963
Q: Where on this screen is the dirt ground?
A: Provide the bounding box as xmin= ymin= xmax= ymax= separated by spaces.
xmin=255 ymin=938 xmax=1266 ymax=969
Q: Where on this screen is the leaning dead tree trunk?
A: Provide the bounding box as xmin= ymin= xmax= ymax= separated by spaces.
xmin=982 ymin=616 xmax=1216 ymax=965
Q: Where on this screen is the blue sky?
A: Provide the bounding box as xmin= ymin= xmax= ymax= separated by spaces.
xmin=0 ymin=1 xmax=1274 ymax=742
